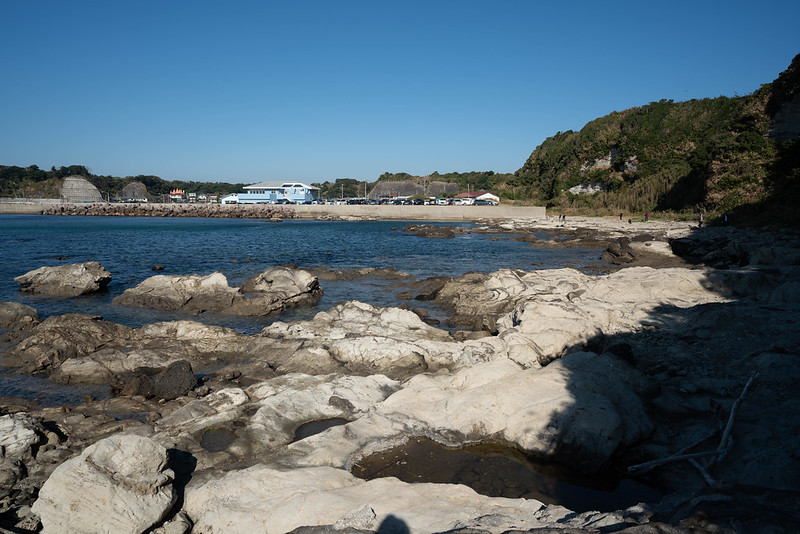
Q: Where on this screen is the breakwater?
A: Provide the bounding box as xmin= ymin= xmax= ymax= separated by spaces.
xmin=38 ymin=202 xmax=292 ymax=219
xmin=0 ymin=200 xmax=546 ymax=220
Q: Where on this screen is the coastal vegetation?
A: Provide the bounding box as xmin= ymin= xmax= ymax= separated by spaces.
xmin=2 ymin=54 xmax=797 ymax=224
xmin=0 ymin=165 xmax=244 ymax=200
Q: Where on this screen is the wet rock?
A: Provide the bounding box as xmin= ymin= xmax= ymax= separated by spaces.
xmin=32 ymin=434 xmax=177 ymax=534
xmin=310 ymin=266 xmax=411 ymax=281
xmin=14 ymin=261 xmax=112 ymax=297
xmin=0 ymin=301 xmax=39 ymax=329
xmin=152 ymin=360 xmax=197 ymax=400
xmin=4 ymin=316 xmax=281 ymax=387
xmin=2 ymin=314 xmax=134 ymax=374
xmin=401 ymin=224 xmax=467 ymax=238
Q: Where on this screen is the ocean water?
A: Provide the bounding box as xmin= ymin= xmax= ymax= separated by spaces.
xmin=0 ymin=214 xmax=602 ymax=334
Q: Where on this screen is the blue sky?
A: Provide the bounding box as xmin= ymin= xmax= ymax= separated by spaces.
xmin=2 ymin=1 xmax=798 ymax=184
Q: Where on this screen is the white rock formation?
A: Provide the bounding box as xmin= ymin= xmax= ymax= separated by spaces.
xmin=113 ymin=266 xmax=321 ymax=316
xmin=14 ymin=261 xmax=112 ymax=297
xmin=32 ymin=434 xmax=177 ymax=534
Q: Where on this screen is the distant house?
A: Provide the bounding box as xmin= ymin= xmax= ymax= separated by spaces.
xmin=222 ymin=182 xmax=320 ymax=205
xmin=169 ymin=189 xmax=186 ymax=202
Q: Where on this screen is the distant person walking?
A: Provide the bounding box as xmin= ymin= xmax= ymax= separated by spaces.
xmin=619 ymin=212 xmax=623 ymax=221
xmin=645 ymin=212 xmax=649 ymax=221
xmin=698 ymin=212 xmax=704 ymax=228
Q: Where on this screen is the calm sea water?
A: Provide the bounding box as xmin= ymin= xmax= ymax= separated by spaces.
xmin=1 ymin=214 xmax=601 ymax=404
xmin=0 ymin=214 xmax=602 ymax=334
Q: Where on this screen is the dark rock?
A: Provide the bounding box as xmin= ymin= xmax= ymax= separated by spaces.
xmin=411 ymin=308 xmax=429 ymax=319
xmin=151 ymin=264 xmax=165 ymax=271
xmin=152 ymin=360 xmax=197 ymax=400
xmin=401 ymin=224 xmax=459 ymax=238
xmin=602 ymin=239 xmax=636 ymax=264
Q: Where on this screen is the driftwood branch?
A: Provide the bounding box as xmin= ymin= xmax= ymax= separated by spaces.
xmin=711 ymin=373 xmax=757 ymax=466
xmin=688 ymin=458 xmax=716 ymax=486
xmin=628 ymin=447 xmax=731 ymax=473
xmin=628 ymin=373 xmax=758 ymax=476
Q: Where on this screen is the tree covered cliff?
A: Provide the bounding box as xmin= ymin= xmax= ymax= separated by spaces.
xmin=510 ymin=53 xmax=800 ymax=223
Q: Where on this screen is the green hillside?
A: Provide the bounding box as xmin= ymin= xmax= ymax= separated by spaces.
xmin=0 ymin=165 xmax=244 ymax=199
xmin=511 ymin=53 xmax=800 ymax=224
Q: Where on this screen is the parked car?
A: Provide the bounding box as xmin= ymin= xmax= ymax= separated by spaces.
xmin=473 ymin=199 xmax=497 ymax=206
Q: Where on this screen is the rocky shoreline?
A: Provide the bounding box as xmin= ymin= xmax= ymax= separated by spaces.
xmin=2 ymin=217 xmax=799 ymax=533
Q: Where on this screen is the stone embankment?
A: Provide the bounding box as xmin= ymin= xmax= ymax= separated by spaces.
xmin=1 ymin=199 xmax=547 ymax=221
xmin=39 ymin=202 xmax=292 ymax=219
xmin=1 ymin=218 xmax=799 ymax=533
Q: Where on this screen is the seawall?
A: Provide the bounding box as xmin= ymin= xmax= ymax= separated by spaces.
xmin=0 ymin=201 xmax=546 ymax=220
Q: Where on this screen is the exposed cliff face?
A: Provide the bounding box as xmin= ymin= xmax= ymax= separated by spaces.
xmin=768 ymin=54 xmax=800 ymax=141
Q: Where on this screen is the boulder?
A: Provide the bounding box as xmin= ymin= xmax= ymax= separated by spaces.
xmin=32 ymin=434 xmax=177 ymax=534
xmin=240 ymin=265 xmax=319 ymax=296
xmin=112 ymin=272 xmax=238 ymax=312
xmin=14 ymin=262 xmax=112 ymax=297
xmin=152 ymin=360 xmax=197 ymax=400
xmin=113 ymin=267 xmax=322 ymax=316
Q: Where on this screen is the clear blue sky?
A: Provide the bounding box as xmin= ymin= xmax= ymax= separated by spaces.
xmin=2 ymin=1 xmax=798 ymax=184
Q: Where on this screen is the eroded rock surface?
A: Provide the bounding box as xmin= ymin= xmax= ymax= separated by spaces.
xmin=2 ymin=219 xmax=800 ymax=533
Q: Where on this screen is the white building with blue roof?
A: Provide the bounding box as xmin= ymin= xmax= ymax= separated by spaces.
xmin=221 ymin=181 xmax=320 ymax=204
